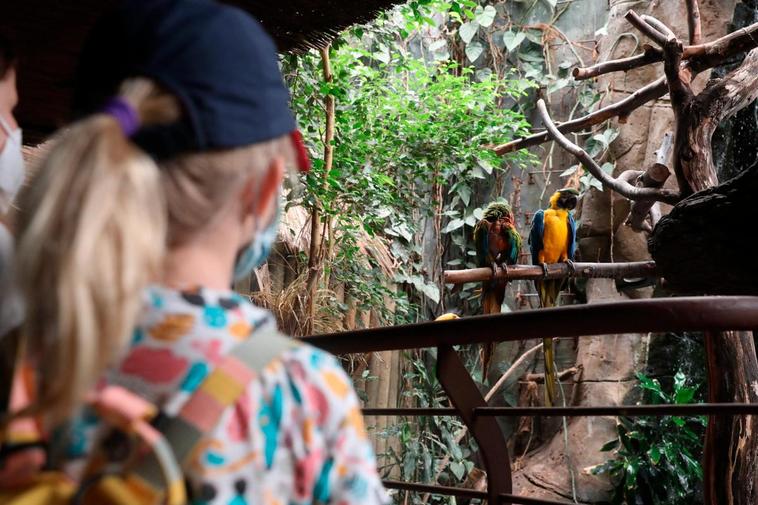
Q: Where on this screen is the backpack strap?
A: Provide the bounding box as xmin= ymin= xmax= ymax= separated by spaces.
xmin=131 ymin=328 xmax=297 ymax=492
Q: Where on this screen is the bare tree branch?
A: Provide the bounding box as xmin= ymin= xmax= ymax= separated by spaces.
xmin=627 ymin=132 xmax=674 ymax=232
xmin=570 ymin=22 xmax=758 ymax=83
xmin=625 ymin=10 xmax=669 ymax=47
xmin=494 ymin=79 xmax=667 ymax=155
xmin=687 ymin=22 xmax=758 ymax=70
xmin=495 ymin=19 xmax=758 ymax=157
xmin=573 ymin=46 xmax=662 ymax=81
xmin=685 ymin=0 xmax=703 ymax=45
xmin=662 ymin=36 xmax=692 ymax=107
xmin=444 ymin=260 xmax=658 ymax=285
xmin=641 ymin=14 xmax=678 ymax=41
xmin=536 ymin=99 xmax=681 ymax=204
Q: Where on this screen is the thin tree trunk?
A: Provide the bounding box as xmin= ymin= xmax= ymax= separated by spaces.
xmin=305 ymin=45 xmax=335 ymax=335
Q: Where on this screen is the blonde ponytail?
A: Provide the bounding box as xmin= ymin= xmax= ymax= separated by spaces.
xmin=13 ymin=79 xmax=179 ymax=425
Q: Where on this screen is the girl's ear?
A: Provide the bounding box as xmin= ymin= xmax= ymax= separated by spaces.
xmin=240 ymin=156 xmax=285 ymax=222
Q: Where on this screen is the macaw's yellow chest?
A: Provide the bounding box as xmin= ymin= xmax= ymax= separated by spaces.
xmin=540 ymin=209 xmax=570 ymax=263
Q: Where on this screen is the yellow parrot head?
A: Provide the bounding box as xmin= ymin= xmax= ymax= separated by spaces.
xmin=435 ymin=313 xmax=460 ymax=322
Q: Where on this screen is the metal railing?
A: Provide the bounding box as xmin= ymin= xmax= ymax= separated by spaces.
xmin=301 ymin=296 xmax=758 ymax=505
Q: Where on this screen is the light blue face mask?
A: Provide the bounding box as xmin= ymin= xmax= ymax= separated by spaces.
xmin=233 ymin=203 xmax=281 ymax=281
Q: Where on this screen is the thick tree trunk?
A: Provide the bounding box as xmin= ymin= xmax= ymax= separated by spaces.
xmin=703 ymin=331 xmax=758 ymax=505
xmin=651 ymin=38 xmax=758 ymax=505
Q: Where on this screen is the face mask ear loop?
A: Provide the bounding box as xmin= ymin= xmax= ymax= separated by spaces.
xmin=0 ymin=116 xmax=14 ymax=137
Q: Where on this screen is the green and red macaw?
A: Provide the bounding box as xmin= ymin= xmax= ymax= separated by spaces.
xmin=529 ymin=188 xmax=579 ymax=406
xmin=473 ymin=200 xmax=522 ymax=376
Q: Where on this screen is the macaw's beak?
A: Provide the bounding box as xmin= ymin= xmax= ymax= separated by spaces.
xmin=560 ymin=194 xmax=578 ymax=210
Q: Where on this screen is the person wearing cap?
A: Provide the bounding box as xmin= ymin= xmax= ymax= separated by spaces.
xmin=6 ymin=1 xmax=388 ymax=504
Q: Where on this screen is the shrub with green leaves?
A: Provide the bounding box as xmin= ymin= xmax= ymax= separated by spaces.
xmin=592 ymin=372 xmax=706 ymax=505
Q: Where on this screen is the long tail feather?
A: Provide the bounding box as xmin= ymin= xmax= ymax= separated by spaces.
xmin=537 ymin=280 xmax=561 ymax=406
xmin=543 ymin=337 xmax=557 ymax=407
xmin=481 ymin=286 xmax=504 ymax=380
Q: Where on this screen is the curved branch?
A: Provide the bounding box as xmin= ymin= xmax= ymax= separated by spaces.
xmin=494 ymin=20 xmax=758 ymax=156
xmin=494 ymin=78 xmax=667 ymax=155
xmin=685 ymin=0 xmax=703 ymax=45
xmin=573 ymin=46 xmax=662 ymax=80
xmin=536 ymin=99 xmax=681 ymax=204
xmin=625 ymin=10 xmax=668 ymax=47
xmin=641 ymin=15 xmax=677 ymax=41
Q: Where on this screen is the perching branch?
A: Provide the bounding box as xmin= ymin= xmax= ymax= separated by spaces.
xmin=572 ymin=46 xmax=661 ymax=81
xmin=685 ymin=0 xmax=703 ymax=45
xmin=443 ymin=261 xmax=658 ymax=285
xmin=536 ymin=99 xmax=681 ymax=204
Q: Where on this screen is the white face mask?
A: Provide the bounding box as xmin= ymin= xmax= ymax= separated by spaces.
xmin=0 ymin=116 xmax=24 ymax=215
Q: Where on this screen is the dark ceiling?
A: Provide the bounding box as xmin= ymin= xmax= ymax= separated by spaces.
xmin=3 ymin=0 xmax=402 ymax=143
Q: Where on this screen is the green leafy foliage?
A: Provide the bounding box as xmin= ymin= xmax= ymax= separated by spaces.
xmin=378 ymin=349 xmax=480 ymax=503
xmin=592 ymin=372 xmax=707 ymax=505
xmin=284 ymin=27 xmax=534 ymax=324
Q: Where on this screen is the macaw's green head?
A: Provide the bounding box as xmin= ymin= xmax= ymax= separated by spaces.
xmin=483 ymin=201 xmax=513 ymax=221
xmin=550 ymin=188 xmax=579 ymax=210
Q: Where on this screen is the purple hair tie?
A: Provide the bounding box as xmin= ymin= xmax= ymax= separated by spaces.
xmin=102 ymin=98 xmax=140 ymax=137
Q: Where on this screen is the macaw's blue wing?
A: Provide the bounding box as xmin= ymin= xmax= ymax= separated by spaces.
xmin=567 ymin=212 xmax=577 ymax=261
xmin=473 ymin=219 xmax=490 ymax=268
xmin=528 ymin=209 xmax=545 ymax=265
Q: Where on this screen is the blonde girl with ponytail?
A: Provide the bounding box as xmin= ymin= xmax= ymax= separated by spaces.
xmin=5 ymin=1 xmax=388 ymax=504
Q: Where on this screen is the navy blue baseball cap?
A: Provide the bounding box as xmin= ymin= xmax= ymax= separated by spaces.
xmin=73 ymin=0 xmax=310 ymax=171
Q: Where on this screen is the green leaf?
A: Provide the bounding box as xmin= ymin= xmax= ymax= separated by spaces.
xmin=601 ymin=162 xmax=615 ymax=175
xmin=458 ymin=184 xmax=471 ymax=207
xmin=675 ymin=387 xmax=696 ymax=405
xmin=475 ymin=5 xmax=497 ymax=27
xmin=459 ymin=21 xmax=479 ymax=44
xmin=600 ymin=439 xmax=620 ymax=452
xmin=548 ymin=78 xmax=570 ymax=94
xmin=429 ymin=40 xmax=448 ymax=53
xmin=450 ymin=461 xmax=465 ymax=480
xmin=420 ymin=282 xmax=440 ymax=303
xmin=674 ymin=371 xmax=686 ymax=391
xmin=502 ymin=30 xmax=526 ymax=52
xmin=477 ymin=157 xmax=495 ymax=174
xmin=442 ymin=218 xmax=465 ymax=233
xmin=561 ymin=165 xmax=579 ymax=177
xmin=648 ymin=445 xmax=662 ymax=465
xmin=517 ymin=49 xmax=544 ymax=63
xmin=465 ymin=41 xmax=484 ymax=62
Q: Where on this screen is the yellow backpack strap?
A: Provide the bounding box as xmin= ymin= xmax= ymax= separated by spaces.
xmin=130 ymin=328 xmax=298 ymax=500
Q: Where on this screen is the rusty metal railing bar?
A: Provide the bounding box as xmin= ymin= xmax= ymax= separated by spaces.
xmin=301 ymin=296 xmax=758 ymax=354
xmin=382 ymin=479 xmax=573 ymax=505
xmin=362 ymin=403 xmax=758 ymax=417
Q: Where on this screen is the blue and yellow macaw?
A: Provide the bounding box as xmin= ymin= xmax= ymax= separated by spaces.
xmin=474 ymin=200 xmax=522 ymax=376
xmin=528 ymin=188 xmax=578 ymax=406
